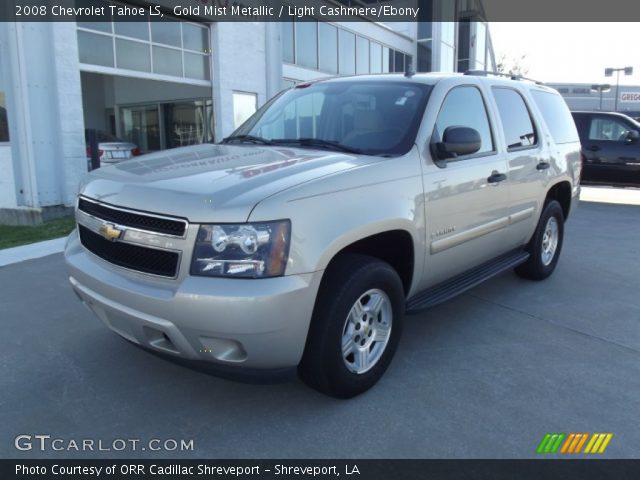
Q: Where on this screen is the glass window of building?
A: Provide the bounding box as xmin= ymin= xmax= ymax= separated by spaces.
xmin=77 ymin=20 xmax=210 ymax=82
xmin=356 ymin=36 xmax=370 ymax=74
xmin=0 ymin=92 xmax=9 ymax=142
xmin=184 ymin=52 xmax=210 ymax=80
xmin=492 ymin=88 xmax=537 ymax=149
xmin=338 ymin=30 xmax=356 ymax=75
xmin=436 ymin=86 xmax=494 ymax=155
xmin=114 ymin=21 xmax=149 ymax=41
xmin=77 ymin=30 xmax=114 ymax=67
xmin=121 ymin=100 xmax=213 ymax=152
xmin=394 ymin=50 xmax=404 ymax=73
xmin=165 ymin=101 xmax=209 ymax=148
xmin=152 ymin=45 xmax=182 ymax=77
xmin=282 ymin=22 xmax=294 ymax=63
xmin=183 ymin=23 xmax=209 ymax=53
xmin=115 ymin=38 xmax=151 ymax=72
xmin=370 ymin=42 xmax=382 ymax=73
xmin=151 ymin=19 xmax=182 ymax=47
xmin=382 ymin=46 xmax=390 ymax=73
xmin=318 ymin=23 xmax=338 ymax=74
xmin=295 ymin=21 xmax=318 ymax=69
xmin=233 ymin=92 xmax=258 ymax=129
xmin=120 ymin=105 xmax=161 ymax=151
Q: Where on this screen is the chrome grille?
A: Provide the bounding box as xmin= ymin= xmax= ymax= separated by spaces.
xmin=78 ymin=198 xmax=187 ymax=237
xmin=76 ymin=197 xmax=186 ymax=278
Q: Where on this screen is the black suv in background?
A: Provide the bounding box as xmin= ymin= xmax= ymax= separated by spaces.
xmin=572 ymin=111 xmax=640 ymax=186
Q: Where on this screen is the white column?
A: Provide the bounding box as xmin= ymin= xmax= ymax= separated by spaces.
xmin=264 ymin=22 xmax=283 ymax=99
xmin=211 ymin=22 xmax=271 ymax=140
xmin=3 ymin=22 xmax=85 ymax=209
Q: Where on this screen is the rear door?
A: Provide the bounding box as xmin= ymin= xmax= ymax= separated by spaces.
xmin=490 ymin=86 xmax=547 ymax=249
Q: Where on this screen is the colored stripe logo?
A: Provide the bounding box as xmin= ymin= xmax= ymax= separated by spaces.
xmin=537 ymin=433 xmax=613 ymax=454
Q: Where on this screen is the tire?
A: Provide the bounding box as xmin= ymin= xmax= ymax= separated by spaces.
xmin=515 ymin=200 xmax=565 ymax=281
xmin=298 ymin=254 xmax=405 ymax=398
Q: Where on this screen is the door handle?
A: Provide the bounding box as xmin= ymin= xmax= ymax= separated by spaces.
xmin=536 ymin=162 xmax=550 ymax=171
xmin=588 ymin=145 xmax=600 ymax=152
xmin=487 ymin=172 xmax=507 ymax=183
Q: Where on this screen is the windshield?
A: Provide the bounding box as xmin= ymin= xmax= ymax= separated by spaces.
xmin=228 ymin=80 xmax=432 ymax=156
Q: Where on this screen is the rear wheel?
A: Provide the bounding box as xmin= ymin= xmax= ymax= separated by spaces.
xmin=298 ymin=254 xmax=405 ymax=398
xmin=515 ymin=200 xmax=565 ymax=280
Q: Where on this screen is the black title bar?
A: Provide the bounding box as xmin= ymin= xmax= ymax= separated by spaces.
xmin=2 ymin=0 xmax=640 ymax=22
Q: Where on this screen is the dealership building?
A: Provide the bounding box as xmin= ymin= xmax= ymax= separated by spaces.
xmin=548 ymin=82 xmax=640 ymax=118
xmin=0 ymin=0 xmax=496 ymax=224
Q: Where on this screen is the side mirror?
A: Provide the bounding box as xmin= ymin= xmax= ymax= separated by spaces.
xmin=433 ymin=126 xmax=482 ymax=165
xmin=625 ymin=130 xmax=639 ymax=143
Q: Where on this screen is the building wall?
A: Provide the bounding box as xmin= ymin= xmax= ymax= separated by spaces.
xmin=0 ymin=146 xmax=16 ymax=207
xmin=0 ymin=13 xmax=496 ymax=219
xmin=0 ymin=22 xmax=85 ymax=210
xmin=0 ymin=24 xmax=16 ymax=209
xmin=212 ymin=22 xmax=271 ymax=140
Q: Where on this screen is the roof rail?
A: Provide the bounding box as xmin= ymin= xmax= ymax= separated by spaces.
xmin=464 ymin=70 xmax=544 ymax=85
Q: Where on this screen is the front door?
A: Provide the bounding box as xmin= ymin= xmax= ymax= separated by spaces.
xmin=421 ymin=85 xmax=510 ymax=288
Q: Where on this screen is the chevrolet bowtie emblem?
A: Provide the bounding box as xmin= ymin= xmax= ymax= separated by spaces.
xmin=99 ymin=223 xmax=124 ymax=241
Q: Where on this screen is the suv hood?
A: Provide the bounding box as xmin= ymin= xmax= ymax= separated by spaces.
xmin=80 ymin=144 xmax=377 ymax=222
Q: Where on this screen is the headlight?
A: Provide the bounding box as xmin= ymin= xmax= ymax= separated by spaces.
xmin=191 ymin=220 xmax=291 ymax=278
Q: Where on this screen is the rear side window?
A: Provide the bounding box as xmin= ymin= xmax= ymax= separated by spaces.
xmin=435 ymin=86 xmax=494 ymax=155
xmin=492 ymin=87 xmax=537 ymax=150
xmin=588 ymin=116 xmax=631 ymax=141
xmin=530 ymin=90 xmax=579 ymax=144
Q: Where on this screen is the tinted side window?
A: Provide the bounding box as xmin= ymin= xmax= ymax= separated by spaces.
xmin=435 ymin=86 xmax=493 ymax=155
xmin=530 ymin=90 xmax=579 ymax=144
xmin=492 ymin=88 xmax=537 ymax=149
xmin=588 ymin=117 xmax=631 ymax=141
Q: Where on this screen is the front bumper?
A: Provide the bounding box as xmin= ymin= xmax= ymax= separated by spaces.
xmin=64 ymin=231 xmax=323 ymax=371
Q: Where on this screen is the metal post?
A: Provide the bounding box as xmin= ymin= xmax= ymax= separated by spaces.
xmin=87 ymin=128 xmax=100 ymax=171
xmin=599 ymin=90 xmax=603 ymax=111
xmin=614 ymin=70 xmax=620 ymax=113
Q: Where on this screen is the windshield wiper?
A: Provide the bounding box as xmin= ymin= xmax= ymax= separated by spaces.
xmin=221 ymin=134 xmax=273 ymax=145
xmin=271 ymin=138 xmax=362 ymax=154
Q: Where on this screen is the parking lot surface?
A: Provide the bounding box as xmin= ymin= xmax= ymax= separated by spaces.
xmin=1 ymin=198 xmax=639 ymax=459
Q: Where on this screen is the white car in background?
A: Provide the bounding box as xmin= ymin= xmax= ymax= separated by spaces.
xmin=85 ymin=130 xmax=141 ymax=168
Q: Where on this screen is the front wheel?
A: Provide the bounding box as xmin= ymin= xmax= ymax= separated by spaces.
xmin=298 ymin=254 xmax=405 ymax=398
xmin=515 ymin=200 xmax=565 ymax=281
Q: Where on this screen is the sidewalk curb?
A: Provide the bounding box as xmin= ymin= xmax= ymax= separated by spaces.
xmin=0 ymin=237 xmax=67 ymax=267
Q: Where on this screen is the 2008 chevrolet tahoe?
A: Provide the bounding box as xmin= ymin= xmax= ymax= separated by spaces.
xmin=65 ymin=73 xmax=581 ymax=398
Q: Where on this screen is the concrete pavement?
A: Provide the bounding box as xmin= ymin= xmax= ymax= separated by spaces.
xmin=1 ymin=199 xmax=639 ymax=459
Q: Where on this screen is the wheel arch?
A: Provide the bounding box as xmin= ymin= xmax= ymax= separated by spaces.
xmin=322 ymin=229 xmax=416 ymax=297
xmin=544 ymin=180 xmax=572 ymax=221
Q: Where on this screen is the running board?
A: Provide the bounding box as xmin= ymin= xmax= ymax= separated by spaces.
xmin=406 ymin=249 xmax=530 ymax=313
